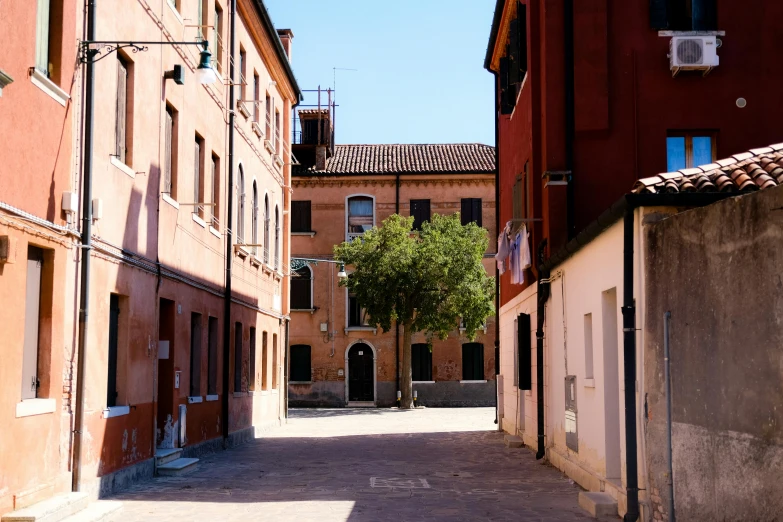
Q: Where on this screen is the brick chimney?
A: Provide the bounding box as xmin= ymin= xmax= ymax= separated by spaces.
xmin=315 ymin=145 xmax=327 ymax=171
xmin=277 ymin=29 xmax=293 ymax=61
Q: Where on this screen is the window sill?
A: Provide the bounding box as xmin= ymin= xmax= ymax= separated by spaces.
xmin=209 ymin=226 xmax=221 ymax=238
xmin=413 ymin=381 xmax=435 ymax=384
xmin=233 ymin=391 xmax=246 ymax=398
xmin=264 ymin=139 xmax=275 ymax=154
xmin=658 ymin=30 xmax=725 ymax=37
xmin=250 ymin=255 xmax=262 ymax=267
xmin=110 ymin=156 xmax=136 ymax=179
xmin=584 ymin=378 xmax=595 ymax=388
xmin=237 ymin=101 xmax=251 ymax=119
xmin=205 ymin=394 xmax=219 ymax=401
xmin=291 ymin=231 xmax=316 ymax=237
xmin=459 ymin=326 xmax=488 ymax=335
xmin=252 ymin=121 xmax=264 ymax=138
xmin=166 ymin=0 xmax=184 ymax=24
xmin=102 ymin=405 xmax=130 ymax=418
xmin=274 ymin=155 xmax=284 ymax=169
xmin=192 ymin=213 xmax=206 ymax=228
xmin=459 ymin=380 xmax=488 ymax=384
xmin=291 ymin=308 xmax=317 ymax=315
xmin=288 ymin=381 xmax=312 ymax=384
xmin=161 ymin=193 xmax=179 ymax=210
xmin=271 ymin=389 xmax=279 ymax=394
xmin=187 ymin=396 xmax=203 ymax=403
xmin=234 ymin=244 xmax=250 ymax=258
xmin=16 ymin=398 xmax=56 ymax=418
xmin=345 ymin=326 xmax=377 ymax=335
xmin=30 ymin=68 xmax=69 ymax=107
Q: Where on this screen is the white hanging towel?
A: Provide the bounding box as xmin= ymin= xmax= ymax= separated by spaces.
xmin=495 ymin=227 xmax=511 ymax=274
xmin=519 ymin=225 xmax=531 ymax=270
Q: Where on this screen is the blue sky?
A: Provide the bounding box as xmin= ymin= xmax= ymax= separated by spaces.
xmin=264 ymin=0 xmax=497 ymax=146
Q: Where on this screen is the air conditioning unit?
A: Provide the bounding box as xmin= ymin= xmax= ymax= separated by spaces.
xmin=669 ymin=36 xmax=719 ymax=77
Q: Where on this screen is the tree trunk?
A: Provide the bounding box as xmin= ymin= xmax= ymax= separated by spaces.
xmin=400 ymin=320 xmax=414 ymax=409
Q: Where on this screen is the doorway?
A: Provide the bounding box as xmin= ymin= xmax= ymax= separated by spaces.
xmin=157 ymin=298 xmax=176 ymax=448
xmin=347 ymin=343 xmax=374 ymax=402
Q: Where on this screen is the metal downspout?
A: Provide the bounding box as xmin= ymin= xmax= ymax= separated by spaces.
xmin=535 ymin=240 xmax=549 ymax=460
xmin=72 ymin=0 xmax=97 ymax=492
xmin=395 ymin=173 xmax=400 ymax=398
xmin=492 ymin=71 xmax=500 ymax=427
xmin=221 ymin=0 xmax=237 ymax=445
xmin=664 ymin=311 xmax=675 ymax=522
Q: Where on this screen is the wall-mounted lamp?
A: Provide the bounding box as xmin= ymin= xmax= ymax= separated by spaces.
xmin=337 ymin=264 xmax=347 ymax=280
xmin=194 ymin=42 xmax=217 ymax=85
xmin=268 ymin=80 xmax=277 ymax=88
xmin=164 ymin=64 xmax=185 ymax=85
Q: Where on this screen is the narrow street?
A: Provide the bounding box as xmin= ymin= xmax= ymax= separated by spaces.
xmin=110 ymin=408 xmax=591 ymax=521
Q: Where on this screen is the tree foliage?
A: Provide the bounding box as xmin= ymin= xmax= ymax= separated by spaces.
xmin=334 ymin=213 xmax=494 ymax=408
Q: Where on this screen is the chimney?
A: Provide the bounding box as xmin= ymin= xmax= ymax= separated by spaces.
xmin=277 ymin=29 xmax=293 ymax=61
xmin=315 ymin=145 xmax=327 ymax=171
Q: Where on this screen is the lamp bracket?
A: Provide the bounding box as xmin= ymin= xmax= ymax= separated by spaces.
xmin=79 ymin=40 xmax=208 ymax=64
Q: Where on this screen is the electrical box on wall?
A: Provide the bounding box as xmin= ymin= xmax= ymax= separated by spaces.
xmin=320 ymin=323 xmax=328 ymax=332
xmin=0 ymin=235 xmax=17 ymax=264
xmin=174 ymin=370 xmax=181 ymax=389
xmin=565 ymin=375 xmax=578 ymax=452
xmin=62 ymin=191 xmax=78 ymax=213
xmin=92 ymin=198 xmax=103 ymax=220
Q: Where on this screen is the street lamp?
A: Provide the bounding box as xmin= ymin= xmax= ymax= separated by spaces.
xmin=337 ymin=263 xmax=347 ymax=280
xmin=194 ymin=42 xmax=217 ymax=84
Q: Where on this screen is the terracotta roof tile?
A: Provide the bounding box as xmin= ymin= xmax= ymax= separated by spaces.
xmin=293 ymin=143 xmax=495 ymax=175
xmin=632 ymin=143 xmax=783 ymax=195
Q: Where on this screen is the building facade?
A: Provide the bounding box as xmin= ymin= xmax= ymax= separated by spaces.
xmin=485 ymin=0 xmax=783 ymax=520
xmin=288 ymin=130 xmax=497 ymax=407
xmin=0 ymin=0 xmax=300 ymax=515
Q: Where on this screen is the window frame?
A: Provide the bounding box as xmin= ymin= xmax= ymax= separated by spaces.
xmin=194 ymin=133 xmax=205 ymax=217
xmin=460 ymin=198 xmax=483 ymax=228
xmin=347 ymin=288 xmax=370 ymax=328
xmin=666 ymin=130 xmax=717 ymax=171
xmin=210 ymin=153 xmax=220 ymax=229
xmin=251 ymin=181 xmax=258 ymax=255
xmin=248 ymin=327 xmax=256 ymax=391
xmin=290 ymin=265 xmax=313 ymax=310
xmin=291 ymin=200 xmax=312 ymax=233
xmin=461 ymin=342 xmax=485 ymax=381
xmin=164 ymin=104 xmax=178 ymax=198
xmin=263 ymin=194 xmax=270 ymax=263
xmin=412 ymin=343 xmax=433 ymax=382
xmin=234 ymin=322 xmax=243 ymax=393
xmin=289 ymin=345 xmax=312 ymax=382
xmin=345 ymin=194 xmax=376 ymax=242
xmin=207 ymin=316 xmax=218 ymax=395
xmin=274 ymin=205 xmax=280 ymax=269
xmin=236 ymin=166 xmax=245 ymax=243
xmin=213 ymin=3 xmax=223 ymax=73
xmin=189 ymin=313 xmax=202 ymax=397
xmin=410 ymin=199 xmax=431 ymax=231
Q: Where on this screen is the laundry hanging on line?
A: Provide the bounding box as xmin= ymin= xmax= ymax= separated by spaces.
xmin=495 ymin=221 xmax=531 ymax=285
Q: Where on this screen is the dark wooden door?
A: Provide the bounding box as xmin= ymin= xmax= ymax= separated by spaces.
xmin=348 ymin=344 xmax=374 ymax=401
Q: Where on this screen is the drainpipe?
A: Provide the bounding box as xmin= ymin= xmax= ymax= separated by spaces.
xmin=492 ymin=71 xmax=500 ymax=427
xmin=622 ymin=205 xmax=640 ymax=521
xmin=221 ymin=0 xmax=237 ymax=445
xmin=284 ymin=317 xmax=290 ymax=419
xmin=663 ymin=311 xmax=675 ymax=522
xmin=563 ymin=0 xmax=575 ymax=239
xmin=535 ymin=240 xmax=549 ymax=460
xmin=72 ymin=0 xmax=97 ymax=493
xmin=395 ymin=173 xmax=400 ymax=398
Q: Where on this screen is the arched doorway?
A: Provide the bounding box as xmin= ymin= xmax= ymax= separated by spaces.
xmin=347 ymin=342 xmax=375 ymax=403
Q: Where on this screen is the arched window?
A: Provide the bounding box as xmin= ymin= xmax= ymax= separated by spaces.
xmin=346 ymin=195 xmax=374 ymax=241
xmin=290 ymin=265 xmax=312 ymax=310
xmin=251 ymin=182 xmax=258 ymax=255
xmin=237 ymin=166 xmax=245 ymax=243
xmin=263 ymin=194 xmax=270 ymax=263
xmin=274 ymin=205 xmax=280 ymax=269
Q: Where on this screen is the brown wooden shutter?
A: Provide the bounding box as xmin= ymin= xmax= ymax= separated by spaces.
xmin=116 ymin=58 xmax=127 ymax=163
xmin=518 ymin=313 xmax=532 ymax=390
xmin=472 ymin=198 xmax=483 ymax=228
xmin=164 ymin=108 xmax=173 ymax=193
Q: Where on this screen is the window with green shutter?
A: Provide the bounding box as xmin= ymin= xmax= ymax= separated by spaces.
xmin=461 ymin=343 xmax=484 ymax=381
xmin=412 ymin=343 xmax=433 ymax=382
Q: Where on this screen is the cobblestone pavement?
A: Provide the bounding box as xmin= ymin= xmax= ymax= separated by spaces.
xmin=109 ymin=408 xmax=592 ymax=521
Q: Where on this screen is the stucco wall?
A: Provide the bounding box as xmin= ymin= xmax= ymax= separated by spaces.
xmin=644 ymin=186 xmax=783 ymax=521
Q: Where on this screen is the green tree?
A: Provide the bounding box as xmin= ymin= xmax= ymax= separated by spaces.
xmin=334 ymin=213 xmax=494 ymax=409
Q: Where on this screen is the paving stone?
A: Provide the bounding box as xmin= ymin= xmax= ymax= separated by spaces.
xmin=108 ymin=408 xmax=595 ymax=521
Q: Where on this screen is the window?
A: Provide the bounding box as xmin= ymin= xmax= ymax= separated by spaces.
xmin=239 ymin=47 xmax=246 ymax=104
xmin=584 ymin=313 xmax=594 ymax=380
xmin=164 ymin=104 xmax=178 ymax=198
xmin=35 ymin=0 xmax=63 ymax=82
xmin=274 ymin=206 xmax=280 ymax=269
xmin=194 ymin=134 xmax=204 ymax=217
xmin=460 ymin=198 xmax=482 ymax=227
xmin=213 ymin=4 xmax=223 ymax=72
xmin=210 ymin=153 xmax=220 ymax=228
xmin=249 ymin=327 xmax=256 ymax=391
xmin=107 ymin=294 xmax=129 ymax=407
xmin=500 ymin=5 xmax=527 ymax=114
xmin=291 ymin=266 xmax=313 ymax=310
xmin=265 ymin=93 xmax=272 ymax=140
xmin=291 ymin=201 xmax=311 ymax=232
xmin=263 ymin=195 xmax=270 ymax=263
xmin=517 ymin=313 xmax=532 ymax=390
xmin=251 ymin=182 xmax=258 ymax=255
xmin=261 ymin=331 xmax=268 ymax=390
xmin=253 ymin=72 xmax=260 ymax=122
xmin=666 ymin=132 xmax=716 ymax=171
xmin=115 ymin=55 xmax=133 ymax=166
xmin=412 ymin=343 xmax=433 ymax=382
xmin=234 ymin=322 xmax=242 ymax=392
xmin=237 ymin=166 xmax=245 ymax=243
xmin=167 ymin=0 xmax=179 ymax=11
xmin=272 ymin=333 xmax=278 ymax=388
xmin=348 ymin=291 xmax=369 ymax=327
xmin=275 ymin=110 xmax=281 ymax=154
xmin=22 ymin=246 xmax=45 ymax=400
xmin=190 ymin=313 xmax=202 ymax=397
xmin=207 ymin=316 xmax=218 ymax=395
xmin=462 ymin=343 xmax=484 ymax=381
xmin=410 ymin=199 xmax=430 ymax=230
xmin=197 ymin=0 xmax=206 ymax=40
xmin=650 ymin=0 xmax=717 ymax=31
xmin=347 ymin=196 xmax=374 ymax=240
xmin=290 ymin=345 xmax=312 ymax=382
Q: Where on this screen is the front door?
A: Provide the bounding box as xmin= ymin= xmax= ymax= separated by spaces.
xmin=348 ymin=344 xmax=374 ymax=402
xmin=157 ymin=298 xmax=176 ymax=448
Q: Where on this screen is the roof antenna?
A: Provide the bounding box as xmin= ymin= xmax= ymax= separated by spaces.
xmin=332 ymin=67 xmax=357 ymax=104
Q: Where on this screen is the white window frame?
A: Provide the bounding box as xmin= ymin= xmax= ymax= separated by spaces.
xmin=345 ymin=194 xmax=376 ymax=242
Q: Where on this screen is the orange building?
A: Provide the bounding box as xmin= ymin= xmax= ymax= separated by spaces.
xmin=288 ymin=108 xmax=497 ymax=407
xmin=0 ymin=0 xmax=299 ymax=515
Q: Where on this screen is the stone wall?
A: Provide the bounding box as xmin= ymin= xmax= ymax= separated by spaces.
xmin=643 ymin=185 xmax=783 ymax=521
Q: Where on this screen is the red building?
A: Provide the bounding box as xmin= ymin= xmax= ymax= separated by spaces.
xmin=485 ymin=0 xmax=783 ymax=307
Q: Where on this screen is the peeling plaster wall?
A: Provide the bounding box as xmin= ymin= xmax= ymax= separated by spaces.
xmin=644 ymin=186 xmax=783 ymax=522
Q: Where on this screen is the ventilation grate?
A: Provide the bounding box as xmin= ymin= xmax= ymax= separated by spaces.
xmin=677 ymin=39 xmax=704 ymax=65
